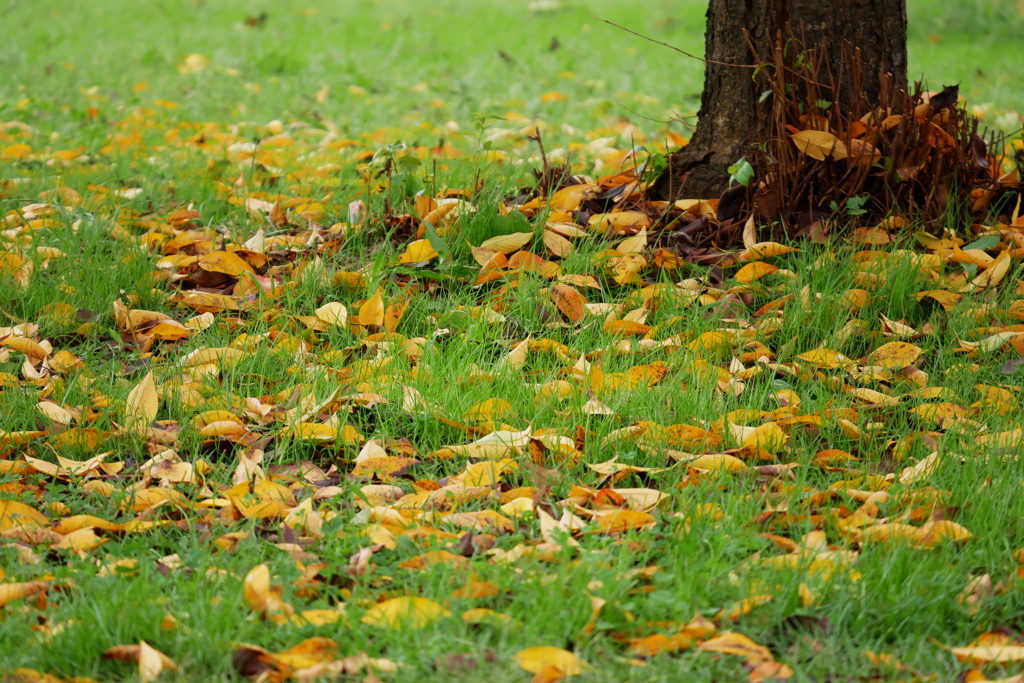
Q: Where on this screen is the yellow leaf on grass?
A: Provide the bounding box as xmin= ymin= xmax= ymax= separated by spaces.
xmin=101 ymin=642 xmax=177 ymax=677
xmin=617 ymin=228 xmax=648 ymax=254
xmin=961 ymin=249 xmax=1010 ymax=292
xmin=714 ymin=594 xmax=774 ymax=620
xmin=359 ymin=289 xmax=386 ymax=327
xmin=234 ymin=637 xmax=340 ymax=674
xmin=734 ymin=262 xmax=778 ymax=283
xmin=629 ymin=632 xmax=696 ymax=656
xmin=0 ymin=500 xmax=48 ymax=532
xmin=298 ymin=609 xmax=345 ymax=626
xmin=0 ymin=580 xmax=50 ymax=607
xmin=867 ymin=341 xmax=922 ymax=369
xmin=124 ymin=372 xmax=159 ymax=433
xmin=684 ymin=453 xmax=747 ymax=472
xmin=243 ymin=563 xmax=271 ymax=610
xmin=179 ymin=292 xmax=239 ymax=312
xmin=480 ymin=231 xmax=533 ymax=254
xmin=544 ymin=229 xmax=575 ymax=258
xmin=917 ymin=520 xmax=973 ymax=548
xmin=749 ymin=661 xmax=794 ymax=682
xmin=791 ymin=129 xmax=848 ymax=160
xmin=952 ymin=644 xmax=1024 ymax=665
xmin=0 ymin=336 xmax=49 ymax=359
xmin=138 ymin=641 xmax=165 ymax=683
xmin=447 ymin=510 xmax=515 ymax=533
xmin=732 ymin=422 xmax=786 ymax=452
xmin=699 ymin=632 xmax=773 ymax=664
xmin=54 ymin=527 xmax=108 ymax=552
xmin=183 ymin=346 xmax=245 ymax=368
xmin=739 ymin=242 xmax=796 ymax=261
xmin=314 ymin=301 xmax=348 ymax=327
xmin=589 ymin=211 xmax=652 ymax=235
xmin=465 ymin=398 xmax=514 ymax=422
xmin=461 ymin=607 xmax=516 ymax=625
xmin=916 ymin=289 xmax=963 ymax=310
xmin=592 ymin=510 xmax=656 ymax=534
xmin=499 ymin=337 xmax=530 ymax=370
xmin=361 ymin=596 xmax=450 ymax=629
xmin=898 ymin=451 xmax=939 ymax=485
xmin=36 ymin=401 xmax=74 ymax=425
xmin=515 ymin=646 xmax=589 ymax=676
xmin=198 ymin=250 xmax=255 ymax=277
xmin=398 ymin=550 xmax=468 ymax=570
xmin=796 ymin=348 xmax=853 ymax=370
xmin=399 ymin=239 xmax=438 ymax=263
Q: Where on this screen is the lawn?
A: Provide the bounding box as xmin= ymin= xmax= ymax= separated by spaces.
xmin=2 ymin=1 xmax=1024 ymax=682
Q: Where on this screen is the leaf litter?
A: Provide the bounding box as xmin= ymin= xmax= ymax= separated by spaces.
xmin=1 ymin=64 xmax=1024 ymax=683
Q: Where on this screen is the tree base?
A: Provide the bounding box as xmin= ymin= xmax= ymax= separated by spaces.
xmin=648 ymin=145 xmax=740 ymax=201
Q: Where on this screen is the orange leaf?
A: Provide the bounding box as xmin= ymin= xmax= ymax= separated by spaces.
xmin=550 ymin=284 xmax=586 ymax=322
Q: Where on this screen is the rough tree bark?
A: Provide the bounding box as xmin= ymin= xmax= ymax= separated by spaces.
xmin=651 ymin=0 xmax=908 ymax=201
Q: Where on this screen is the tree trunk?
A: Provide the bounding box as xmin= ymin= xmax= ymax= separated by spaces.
xmin=651 ymin=0 xmax=908 ymax=201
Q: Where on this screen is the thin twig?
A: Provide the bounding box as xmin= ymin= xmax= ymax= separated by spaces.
xmin=598 ymin=19 xmax=756 ymax=69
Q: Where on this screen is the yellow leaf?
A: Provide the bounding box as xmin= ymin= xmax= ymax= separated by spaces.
xmin=124 ymin=372 xmax=159 ymax=433
xmin=515 ymin=647 xmax=589 ymax=676
xmin=177 ymin=53 xmax=210 ymax=74
xmin=796 ymin=348 xmax=853 ymax=369
xmin=480 ymin=231 xmax=533 ymax=254
xmin=734 ymin=261 xmax=778 ymax=283
xmin=684 ymin=453 xmax=747 ymax=471
xmin=35 ymin=401 xmax=74 ymax=425
xmin=499 ymin=336 xmax=530 ymax=370
xmin=714 ymin=594 xmax=774 ymax=620
xmin=730 ymin=422 xmax=786 ymax=452
xmin=399 ymin=239 xmax=439 ymax=263
xmin=0 ymin=336 xmax=48 ymax=359
xmin=179 ymin=291 xmax=239 ymax=312
xmin=898 ymin=451 xmax=939 ymax=485
xmin=198 ymin=250 xmax=255 ymax=277
xmin=961 ymin=250 xmax=1011 ymax=292
xmin=234 ymin=637 xmax=337 ymax=672
xmin=952 ymin=645 xmax=1024 ymax=665
xmin=299 ymin=608 xmax=345 ymax=626
xmin=866 ymin=341 xmax=922 ymax=369
xmin=0 ymin=500 xmax=48 ymax=532
xmin=138 ymin=641 xmax=164 ymax=683
xmin=791 ymin=129 xmax=848 ymax=160
xmin=917 ymin=520 xmax=973 ymax=548
xmin=243 ymin=563 xmax=271 ymax=610
xmin=589 ymin=211 xmax=652 ymax=235
xmin=183 ymin=346 xmax=245 ymax=368
xmin=314 ymin=301 xmax=349 ymax=327
xmin=361 ymin=596 xmax=450 ymax=629
xmin=592 ymin=509 xmax=656 ymax=534
xmin=616 ymin=227 xmax=648 ymax=254
xmin=101 ymin=643 xmax=177 ymax=674
xmin=384 ymin=297 xmax=409 ymax=332
xmin=543 ymin=229 xmax=575 ymax=258
xmin=739 ymin=242 xmax=796 ymax=261
xmin=464 ymin=398 xmax=514 ymax=422
xmin=447 ymin=510 xmax=515 ymax=533
xmin=699 ymin=632 xmax=773 ymax=664
xmin=359 ymin=289 xmax=386 ymax=327
xmin=0 ymin=580 xmax=50 ymax=607
xmin=461 ymin=607 xmax=516 ymax=625
xmin=54 ymin=527 xmax=108 ymax=552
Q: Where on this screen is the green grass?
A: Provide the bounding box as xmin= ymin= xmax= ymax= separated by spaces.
xmin=2 ymin=1 xmax=1024 ymax=682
